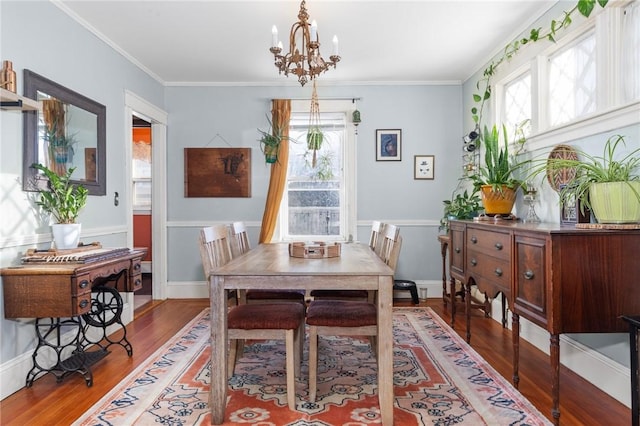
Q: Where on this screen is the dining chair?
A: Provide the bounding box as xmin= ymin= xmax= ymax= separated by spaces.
xmin=305 ymin=224 xmax=402 ymax=402
xmin=228 ymin=221 xmax=307 ymax=306
xmin=199 ymin=225 xmax=304 ymax=410
xmin=309 ymin=220 xmax=385 ymax=302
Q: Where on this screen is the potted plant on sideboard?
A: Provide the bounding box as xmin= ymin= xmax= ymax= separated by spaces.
xmin=534 ymin=134 xmax=640 ymax=224
xmin=469 ymin=124 xmax=524 ymax=215
xmin=439 ymin=189 xmax=482 ymax=232
xmin=32 ymin=163 xmax=88 ymax=249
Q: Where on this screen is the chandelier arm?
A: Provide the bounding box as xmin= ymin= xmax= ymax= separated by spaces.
xmin=269 ymin=0 xmax=340 ymax=87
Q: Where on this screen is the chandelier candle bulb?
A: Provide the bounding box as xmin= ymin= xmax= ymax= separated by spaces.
xmin=272 ymin=25 xmax=278 ymax=47
xmin=311 ymin=20 xmax=317 ymax=40
xmin=332 ymin=36 xmax=339 ymax=56
xmin=268 ymin=0 xmax=340 ymax=86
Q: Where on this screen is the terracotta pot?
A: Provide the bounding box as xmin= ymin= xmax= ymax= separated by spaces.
xmin=480 ymin=185 xmax=517 ymax=215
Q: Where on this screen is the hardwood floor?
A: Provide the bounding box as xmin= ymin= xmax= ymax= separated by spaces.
xmin=0 ymin=298 xmax=630 ymax=425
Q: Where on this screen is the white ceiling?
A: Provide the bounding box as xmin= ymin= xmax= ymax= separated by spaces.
xmin=55 ymin=0 xmax=557 ymax=86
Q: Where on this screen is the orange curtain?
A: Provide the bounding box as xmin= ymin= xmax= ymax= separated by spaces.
xmin=259 ymin=99 xmax=291 ymax=243
xmin=41 ymin=98 xmax=66 ymax=176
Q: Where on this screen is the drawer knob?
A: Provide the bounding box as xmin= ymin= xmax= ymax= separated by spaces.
xmin=79 ymin=280 xmax=89 ymax=289
xmin=135 ymin=279 xmax=142 ymax=286
xmin=454 ymin=247 xmax=461 ymax=253
xmin=524 ymin=270 xmax=535 ymax=280
xmin=494 ymin=242 xmax=503 ymax=250
xmin=134 ymin=263 xmax=141 ymax=271
xmin=494 ymin=268 xmax=503 ymax=277
xmin=471 ymin=236 xmax=478 ymax=244
xmin=79 ymin=299 xmax=89 ymax=309
xmin=470 ymin=258 xmax=477 ymax=266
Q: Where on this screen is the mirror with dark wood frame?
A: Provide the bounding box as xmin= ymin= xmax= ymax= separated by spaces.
xmin=23 ymin=70 xmax=106 ymax=195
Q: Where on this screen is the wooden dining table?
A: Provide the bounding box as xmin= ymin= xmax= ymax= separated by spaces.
xmin=208 ymin=242 xmax=395 ymax=425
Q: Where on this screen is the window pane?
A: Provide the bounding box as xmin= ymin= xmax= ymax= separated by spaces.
xmin=285 ymin=112 xmax=344 ymax=238
xmin=623 ymin=1 xmax=640 ymax=102
xmin=548 ymin=32 xmax=596 ymax=126
xmin=133 ymin=180 xmax=151 ymax=208
xmin=503 ymin=72 xmax=531 ymax=137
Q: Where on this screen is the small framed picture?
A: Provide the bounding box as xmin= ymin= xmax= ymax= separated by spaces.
xmin=414 ymin=155 xmax=435 ymax=180
xmin=376 ymin=129 xmax=401 ymax=161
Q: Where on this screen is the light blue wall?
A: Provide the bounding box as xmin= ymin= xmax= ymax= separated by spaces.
xmin=0 ymin=1 xmax=164 ymax=365
xmin=164 ymin=84 xmax=463 ymax=283
xmin=0 ymin=1 xmax=464 ymax=369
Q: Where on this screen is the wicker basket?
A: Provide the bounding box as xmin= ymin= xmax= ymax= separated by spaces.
xmin=288 ymin=241 xmax=341 ymax=258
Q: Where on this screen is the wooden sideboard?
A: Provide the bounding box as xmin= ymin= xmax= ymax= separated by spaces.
xmin=1 ymin=249 xmax=145 ymax=386
xmin=449 ymin=219 xmax=640 ymax=425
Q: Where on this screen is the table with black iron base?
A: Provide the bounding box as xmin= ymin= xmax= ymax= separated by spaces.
xmin=2 ymin=249 xmax=144 ymax=387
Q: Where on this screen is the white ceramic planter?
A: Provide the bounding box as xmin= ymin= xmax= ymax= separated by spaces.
xmin=51 ymin=223 xmax=81 ymax=249
xmin=589 ymin=181 xmax=640 ymax=224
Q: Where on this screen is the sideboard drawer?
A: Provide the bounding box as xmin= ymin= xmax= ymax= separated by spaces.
xmin=466 ymin=251 xmax=511 ymax=290
xmin=449 ymin=222 xmax=465 ymax=277
xmin=514 ymin=234 xmax=548 ymax=327
xmin=467 ymin=227 xmax=511 ymax=260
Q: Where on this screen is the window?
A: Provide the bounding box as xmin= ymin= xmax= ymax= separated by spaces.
xmin=548 ymin=31 xmax=596 ymax=126
xmin=623 ymin=1 xmax=640 ymax=102
xmin=278 ymin=100 xmax=355 ymax=241
xmin=502 ymin=71 xmax=531 ymax=138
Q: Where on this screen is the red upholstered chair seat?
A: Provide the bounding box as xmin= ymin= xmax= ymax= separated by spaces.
xmin=246 ymin=289 xmax=306 ymax=301
xmin=229 ymin=303 xmax=304 ymax=330
xmin=309 ymin=289 xmax=369 ymax=300
xmin=306 ymin=300 xmax=377 ymax=327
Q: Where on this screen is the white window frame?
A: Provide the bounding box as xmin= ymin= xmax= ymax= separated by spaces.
xmin=276 ymin=99 xmax=356 ymax=242
xmin=493 ymin=3 xmax=640 ymax=151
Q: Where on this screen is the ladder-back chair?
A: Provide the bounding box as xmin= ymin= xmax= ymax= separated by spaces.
xmin=199 ymin=225 xmax=304 ymax=410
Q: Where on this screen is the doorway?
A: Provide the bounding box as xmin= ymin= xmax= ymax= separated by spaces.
xmin=132 ymin=115 xmax=152 ymax=310
xmin=125 ymin=91 xmax=168 ymax=316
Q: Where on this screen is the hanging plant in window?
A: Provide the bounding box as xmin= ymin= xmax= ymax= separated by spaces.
xmin=307 ymin=80 xmax=323 ymax=167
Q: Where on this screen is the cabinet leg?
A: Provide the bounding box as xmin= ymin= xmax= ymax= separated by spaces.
xmin=512 ymin=313 xmax=520 ymax=389
xmin=465 ymin=282 xmax=471 ymax=343
xmin=450 ymin=277 xmax=457 ymax=327
xmin=550 ymin=333 xmax=561 ymax=425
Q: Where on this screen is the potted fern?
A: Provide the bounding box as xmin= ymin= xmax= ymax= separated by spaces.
xmin=32 ymin=163 xmax=88 ymax=249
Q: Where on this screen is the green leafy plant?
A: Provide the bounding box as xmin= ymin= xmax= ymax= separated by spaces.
xmin=471 ymin=0 xmax=609 ymax=125
xmin=469 ymin=124 xmax=523 ymax=193
xmin=32 ymin=163 xmax=88 ymax=224
xmin=528 ymin=134 xmax=640 ymax=213
xmin=439 ymin=189 xmax=482 ymax=232
xmin=258 ymin=116 xmax=293 ymax=164
xmin=44 ymin=120 xmax=77 ymax=164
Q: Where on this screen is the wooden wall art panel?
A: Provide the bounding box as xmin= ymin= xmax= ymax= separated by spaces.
xmin=184 ymin=148 xmax=251 ymax=197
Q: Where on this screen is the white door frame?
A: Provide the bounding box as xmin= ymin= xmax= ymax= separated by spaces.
xmin=124 ymin=91 xmax=168 ymax=300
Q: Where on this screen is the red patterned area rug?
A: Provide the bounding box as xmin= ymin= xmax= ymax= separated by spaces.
xmin=73 ymin=307 xmax=551 ymax=425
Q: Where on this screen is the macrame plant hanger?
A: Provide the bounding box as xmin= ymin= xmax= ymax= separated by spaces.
xmin=307 ymin=80 xmax=323 ymax=168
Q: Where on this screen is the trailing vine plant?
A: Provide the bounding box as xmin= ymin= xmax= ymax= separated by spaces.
xmin=471 ymin=0 xmax=609 ymax=126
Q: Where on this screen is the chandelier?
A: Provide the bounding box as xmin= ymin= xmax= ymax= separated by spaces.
xmin=269 ymin=0 xmax=340 ymax=86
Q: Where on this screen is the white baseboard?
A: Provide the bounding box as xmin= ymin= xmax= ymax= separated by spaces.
xmin=488 ymin=298 xmax=630 ymax=408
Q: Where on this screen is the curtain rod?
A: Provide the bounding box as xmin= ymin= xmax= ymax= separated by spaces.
xmin=269 ymin=97 xmax=362 ymax=101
